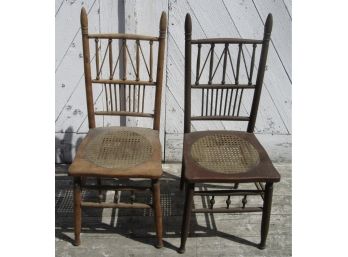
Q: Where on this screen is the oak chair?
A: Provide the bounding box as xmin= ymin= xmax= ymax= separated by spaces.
xmin=178 ymin=13 xmax=280 ymax=253
xmin=68 ymin=8 xmax=167 ymax=248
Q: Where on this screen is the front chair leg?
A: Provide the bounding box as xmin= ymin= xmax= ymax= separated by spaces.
xmin=259 ymin=182 xmax=273 ymax=249
xmin=178 ymin=183 xmax=194 ymax=254
xmin=73 ymin=177 xmax=82 ymax=246
xmin=152 ymin=179 xmax=163 ymax=248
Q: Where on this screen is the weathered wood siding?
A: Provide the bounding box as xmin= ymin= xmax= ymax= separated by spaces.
xmin=55 ymin=0 xmax=291 ymax=163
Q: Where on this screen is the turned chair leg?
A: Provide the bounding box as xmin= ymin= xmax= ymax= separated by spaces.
xmin=152 ymin=179 xmax=163 ymax=248
xmin=73 ymin=177 xmax=82 ymax=246
xmin=178 ymin=183 xmax=194 ymax=254
xmin=259 ymin=182 xmax=273 ymax=249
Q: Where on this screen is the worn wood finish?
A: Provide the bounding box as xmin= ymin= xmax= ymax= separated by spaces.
xmin=80 ymin=7 xmax=95 ymax=129
xmin=162 ymin=0 xmax=291 ymax=161
xmin=69 ymin=8 xmax=167 ymax=247
xmin=84 ymin=12 xmax=166 ymax=130
xmin=88 ymin=33 xmax=159 ymax=41
xmin=152 ymin=179 xmax=164 ymax=248
xmin=94 ymin=111 xmax=154 ymax=117
xmin=69 ymin=127 xmax=162 ymax=178
xmin=259 ymin=182 xmax=273 ymax=249
xmin=191 ymin=115 xmax=249 ymax=121
xmin=178 ymin=183 xmax=194 ymax=254
xmin=91 ymin=79 xmax=156 ymax=85
xmin=83 ymin=184 xmax=151 ymax=191
xmin=247 ymin=15 xmax=273 ymax=133
xmin=184 ymin=24 xmax=270 ymax=126
xmin=153 ymin=12 xmax=167 ymax=131
xmin=56 ymin=0 xmax=291 ymax=163
xmin=73 ymin=177 xmax=82 ymax=246
xmin=179 ymin=13 xmax=280 ymax=253
xmin=184 ymin=14 xmax=192 ymax=134
xmin=182 ymin=15 xmax=273 ymax=126
xmin=194 ymin=189 xmax=263 ymax=196
xmin=192 ymin=38 xmax=263 ymax=44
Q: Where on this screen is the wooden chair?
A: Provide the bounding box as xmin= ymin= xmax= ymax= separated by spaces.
xmin=68 ymin=8 xmax=167 ymax=248
xmin=178 ymin=13 xmax=280 ymax=253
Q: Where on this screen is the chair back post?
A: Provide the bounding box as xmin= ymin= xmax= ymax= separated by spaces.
xmin=153 ymin=12 xmax=167 ymax=130
xmin=184 ymin=14 xmax=192 ymax=134
xmin=81 ymin=7 xmax=96 ymax=129
xmin=247 ymin=14 xmax=273 ymax=133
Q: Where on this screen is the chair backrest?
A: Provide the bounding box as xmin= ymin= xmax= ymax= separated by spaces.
xmin=80 ymin=8 xmax=167 ymax=130
xmin=184 ymin=13 xmax=273 ymax=133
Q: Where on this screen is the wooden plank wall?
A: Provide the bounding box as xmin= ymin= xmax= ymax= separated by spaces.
xmin=55 ymin=0 xmax=291 ymax=163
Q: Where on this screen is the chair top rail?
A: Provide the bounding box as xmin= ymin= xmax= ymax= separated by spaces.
xmin=191 ymin=84 xmax=255 ymax=89
xmin=191 ymin=116 xmax=250 ymax=121
xmin=191 ymin=38 xmax=263 ymax=45
xmin=88 ymin=33 xmax=159 ymax=41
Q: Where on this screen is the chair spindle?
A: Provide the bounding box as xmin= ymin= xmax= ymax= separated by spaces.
xmin=108 ymin=39 xmax=113 ymax=79
xmin=95 ymin=38 xmax=100 ymax=80
xmin=149 ymin=41 xmax=153 ymax=82
xmin=249 ymin=44 xmax=257 ymax=85
xmin=136 ymin=40 xmax=140 ymax=81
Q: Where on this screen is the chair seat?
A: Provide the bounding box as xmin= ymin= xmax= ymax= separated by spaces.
xmin=183 ymin=131 xmax=280 ymax=183
xmin=68 ymin=127 xmax=162 ymax=178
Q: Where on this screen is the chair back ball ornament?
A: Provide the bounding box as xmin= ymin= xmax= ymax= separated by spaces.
xmin=68 ymin=7 xmax=167 ymax=248
xmin=178 ymin=13 xmax=281 ymax=254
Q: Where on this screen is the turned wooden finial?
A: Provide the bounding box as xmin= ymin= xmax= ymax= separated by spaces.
xmin=159 ymin=11 xmax=167 ymax=37
xmin=264 ymin=13 xmax=273 ymax=36
xmin=80 ymin=7 xmax=88 ymax=34
xmin=185 ymin=13 xmax=192 ymax=35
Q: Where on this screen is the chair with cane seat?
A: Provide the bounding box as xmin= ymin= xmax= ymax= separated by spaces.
xmin=178 ymin=13 xmax=280 ymax=253
xmin=68 ymin=8 xmax=167 ymax=248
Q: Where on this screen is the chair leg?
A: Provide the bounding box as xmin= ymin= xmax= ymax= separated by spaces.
xmin=178 ymin=183 xmax=194 ymax=254
xmin=152 ymin=179 xmax=163 ymax=248
xmin=180 ymin=160 xmax=185 ymax=191
xmin=73 ymin=177 xmax=82 ymax=246
xmin=259 ymin=182 xmax=273 ymax=249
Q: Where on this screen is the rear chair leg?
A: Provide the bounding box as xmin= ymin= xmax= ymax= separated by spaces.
xmin=259 ymin=182 xmax=273 ymax=249
xmin=152 ymin=179 xmax=163 ymax=248
xmin=73 ymin=177 xmax=82 ymax=246
xmin=180 ymin=161 xmax=185 ymax=190
xmin=178 ymin=183 xmax=194 ymax=254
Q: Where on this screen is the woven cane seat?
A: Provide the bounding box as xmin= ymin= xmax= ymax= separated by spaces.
xmin=84 ymin=130 xmax=153 ymax=169
xmin=190 ymin=134 xmax=260 ymax=174
xmin=183 ymin=131 xmax=280 ymax=183
xmin=68 ymin=127 xmax=162 ymax=178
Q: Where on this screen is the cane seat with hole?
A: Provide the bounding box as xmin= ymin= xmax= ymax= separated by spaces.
xmin=183 ymin=131 xmax=280 ymax=183
xmin=69 ymin=127 xmax=162 ymax=178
